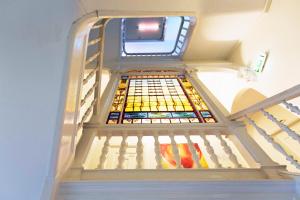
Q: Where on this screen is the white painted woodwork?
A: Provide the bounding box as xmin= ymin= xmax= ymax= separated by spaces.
xmin=72 ymin=129 xmax=97 ymax=168
xmin=229 ymin=85 xmax=300 ymax=120
xmin=85 ymin=52 xmax=100 ymax=66
xmin=78 ymin=99 xmax=97 ymax=129
xmin=91 ymin=24 xmax=103 ymax=30
xmin=246 ymin=116 xmax=300 ymax=169
xmin=58 ymin=179 xmax=296 ymax=200
xmin=82 ymin=68 xmax=98 ymax=85
xmin=154 ymin=133 xmax=162 ymax=169
xmin=262 ymin=109 xmax=300 ymax=144
xmin=229 ymin=124 xmax=277 ymax=167
xmin=136 ymin=133 xmax=144 ymax=169
xmin=169 ymin=133 xmax=182 ymax=169
xmin=216 ymin=134 xmax=242 ymax=168
xmin=184 ymin=132 xmax=201 ymax=168
xmin=80 ymin=81 xmax=98 ymax=107
xmin=116 ymin=133 xmax=128 ymax=169
xmin=199 ymin=134 xmax=222 ymax=168
xmin=97 ymin=133 xmax=112 ymax=169
xmin=283 ymin=100 xmax=300 ymax=116
xmin=88 ymin=38 xmax=102 ymax=46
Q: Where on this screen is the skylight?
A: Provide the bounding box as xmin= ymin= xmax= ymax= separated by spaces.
xmin=121 ymin=16 xmax=192 ymax=57
xmin=106 ymin=74 xmax=217 ymax=124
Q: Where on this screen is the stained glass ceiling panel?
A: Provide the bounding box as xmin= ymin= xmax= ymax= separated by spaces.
xmin=107 ymin=75 xmax=216 ymax=124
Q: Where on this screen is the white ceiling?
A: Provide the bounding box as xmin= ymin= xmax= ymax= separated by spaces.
xmin=81 ymin=0 xmax=267 ymax=66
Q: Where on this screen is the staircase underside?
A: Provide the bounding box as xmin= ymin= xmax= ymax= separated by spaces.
xmin=58 ymin=179 xmax=296 ymax=200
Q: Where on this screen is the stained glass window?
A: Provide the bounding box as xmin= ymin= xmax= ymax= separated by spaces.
xmin=106 ymin=75 xmax=217 ymax=124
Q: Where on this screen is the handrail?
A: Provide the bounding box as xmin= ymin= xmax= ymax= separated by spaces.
xmin=229 ymin=84 xmax=300 ymax=120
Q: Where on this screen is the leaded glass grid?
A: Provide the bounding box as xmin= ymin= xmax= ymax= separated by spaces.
xmin=106 ymin=75 xmax=216 ymax=124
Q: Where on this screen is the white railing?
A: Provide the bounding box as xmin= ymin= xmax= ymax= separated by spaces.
xmin=65 ymin=73 xmax=296 ymax=181
xmin=229 ymin=85 xmax=300 ymax=171
xmin=75 ymin=19 xmax=107 ymax=145
xmin=65 ymin=119 xmax=292 ymax=181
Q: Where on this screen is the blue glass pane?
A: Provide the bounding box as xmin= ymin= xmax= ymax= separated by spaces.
xmin=171 ymin=112 xmax=196 ymax=118
xmin=148 ymin=112 xmax=172 ymax=118
xmin=124 ymin=112 xmax=148 ymax=119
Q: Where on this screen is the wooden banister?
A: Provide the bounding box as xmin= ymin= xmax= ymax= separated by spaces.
xmin=229 ymin=84 xmax=300 ymax=120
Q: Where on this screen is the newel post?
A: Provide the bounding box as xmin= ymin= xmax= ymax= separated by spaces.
xmin=65 ymin=128 xmax=97 ymax=179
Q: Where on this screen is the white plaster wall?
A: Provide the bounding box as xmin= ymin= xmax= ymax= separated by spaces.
xmin=197 ymin=0 xmax=300 ymax=113
xmin=229 ymin=0 xmax=300 ymax=98
xmin=0 ymin=1 xmax=85 ymax=199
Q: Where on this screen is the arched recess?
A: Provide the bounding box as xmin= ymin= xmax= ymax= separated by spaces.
xmin=231 ymin=88 xmax=266 ymax=114
xmin=231 ymin=88 xmax=300 ymax=172
xmin=43 ymin=11 xmax=101 ymax=200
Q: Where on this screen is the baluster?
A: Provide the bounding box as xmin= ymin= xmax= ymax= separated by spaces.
xmin=136 ymin=133 xmax=143 ymax=169
xmin=116 ymin=133 xmax=128 ymax=169
xmin=169 ymin=132 xmax=182 ymax=169
xmin=184 ymin=131 xmax=201 ymax=168
xmin=81 ymin=81 xmax=98 ymax=107
xmin=200 ymin=134 xmax=222 ymax=168
xmin=97 ymin=133 xmax=111 ymax=169
xmin=83 ymin=68 xmax=98 ymax=85
xmin=283 ymin=100 xmax=300 ymax=116
xmin=245 ymin=115 xmax=300 ymax=169
xmin=78 ymin=98 xmax=97 ymax=129
xmin=154 ymin=132 xmax=162 ymax=169
xmin=216 ymin=134 xmax=242 ymax=168
xmin=262 ymin=109 xmax=300 ymax=144
xmin=85 ymin=52 xmax=100 ymax=65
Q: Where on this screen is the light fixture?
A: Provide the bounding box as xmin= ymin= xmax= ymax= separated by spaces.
xmin=138 ymin=23 xmax=160 ymax=32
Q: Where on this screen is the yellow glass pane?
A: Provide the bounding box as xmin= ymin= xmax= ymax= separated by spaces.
xmin=159 ymin=101 xmax=166 ymax=106
xmin=123 ymin=119 xmax=132 ymax=124
xmin=167 ymin=106 xmax=175 ymax=111
xmin=141 ymin=107 xmax=150 ymax=111
xmin=150 ymin=102 xmax=157 ymax=106
xmin=195 ymin=105 xmax=201 ymax=110
xmin=204 ymin=118 xmax=215 ymax=123
xmin=166 ymin=101 xmax=174 ymax=106
xmin=150 ymin=106 xmax=158 ymax=111
xmin=133 ymin=119 xmax=141 ymax=124
xmin=134 ymin=107 xmax=141 ymax=111
xmin=170 ymin=119 xmax=180 ymax=123
xmin=150 ymin=97 xmax=157 ymax=101
xmin=180 ymin=118 xmax=189 ymax=123
xmin=125 ymin=107 xmax=133 ymax=112
xmin=161 ymin=119 xmax=170 ymax=123
xmin=175 ymin=106 xmax=184 ymax=111
xmin=189 ymin=118 xmax=199 ymax=123
xmin=158 ymin=106 xmax=167 ymax=111
xmin=126 ymin=103 xmax=133 ymax=107
xmin=134 ymin=103 xmax=141 ymax=107
xmin=184 ymin=106 xmax=193 ymax=111
xmin=108 ymin=119 xmax=118 ymax=124
xmin=174 ymin=101 xmax=182 ymax=106
xmin=142 ymin=119 xmax=151 ymax=124
xmin=117 ymin=105 xmax=122 ymax=111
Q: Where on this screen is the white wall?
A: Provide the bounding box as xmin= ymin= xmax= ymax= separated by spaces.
xmin=229 ymin=0 xmax=300 ymax=98
xmin=0 ymin=0 xmax=85 ymax=199
xmin=198 ymin=0 xmax=300 ymax=113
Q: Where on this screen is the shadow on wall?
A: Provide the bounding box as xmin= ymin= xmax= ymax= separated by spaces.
xmin=231 ymin=88 xmax=265 ymax=113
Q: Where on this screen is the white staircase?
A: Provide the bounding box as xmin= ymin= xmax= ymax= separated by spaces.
xmin=56 ymin=16 xmax=300 ymax=200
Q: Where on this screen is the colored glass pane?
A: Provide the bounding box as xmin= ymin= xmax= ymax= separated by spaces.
xmin=106 ymin=75 xmax=216 ymax=124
